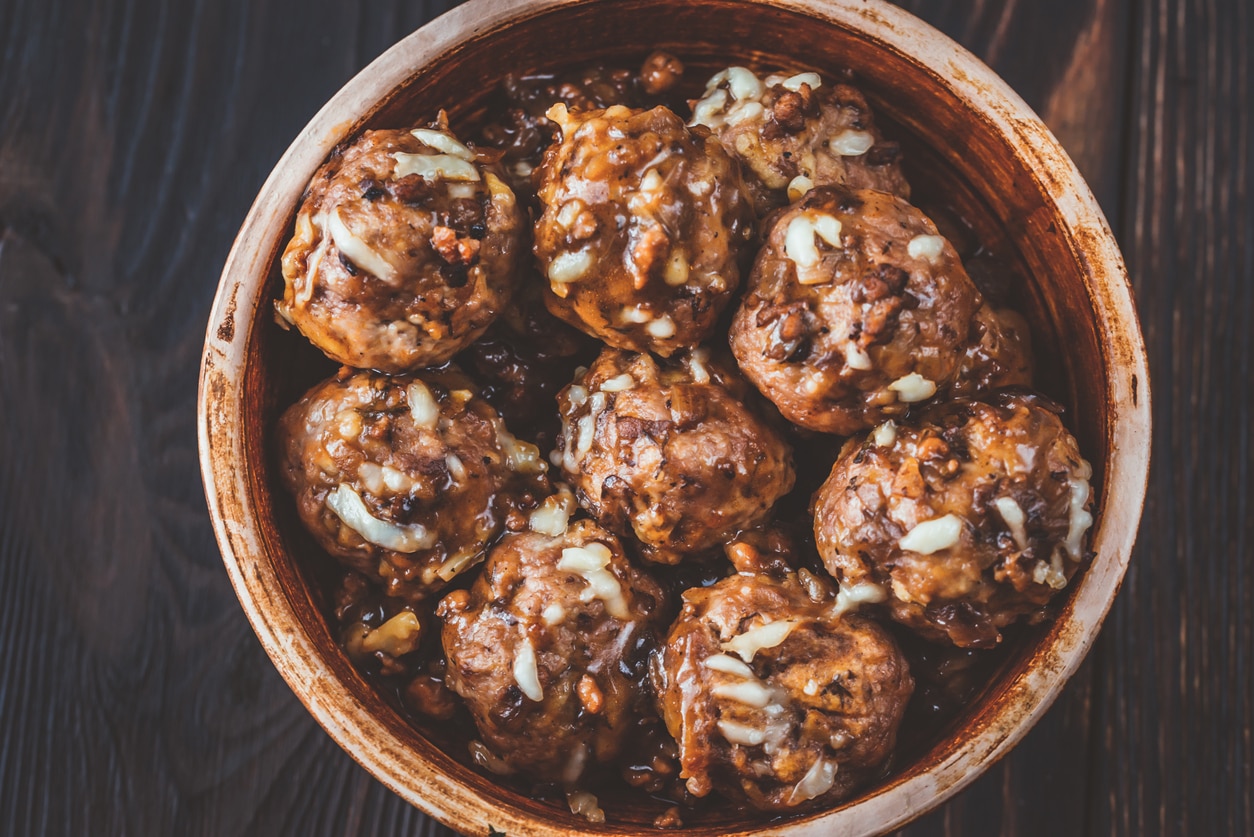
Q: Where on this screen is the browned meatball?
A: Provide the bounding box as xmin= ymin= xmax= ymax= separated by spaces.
xmin=277 ymin=368 xmax=548 ymax=600
xmin=950 ymin=304 xmax=1034 ymax=397
xmin=534 ymin=104 xmax=755 ymax=355
xmin=812 ymin=391 xmax=1095 ymax=647
xmin=277 ymin=121 xmax=524 ymax=371
xmin=690 ymin=67 xmax=909 ymax=215
xmin=730 ymin=186 xmax=985 ymax=434
xmin=555 ymin=348 xmax=795 ymax=564
xmin=652 ymin=566 xmax=913 ymax=811
xmin=478 ymin=51 xmax=687 ymax=199
xmin=438 ymin=519 xmax=664 ymax=784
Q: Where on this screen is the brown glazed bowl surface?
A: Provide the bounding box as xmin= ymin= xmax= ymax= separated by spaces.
xmin=197 ymin=1 xmax=1151 ymax=834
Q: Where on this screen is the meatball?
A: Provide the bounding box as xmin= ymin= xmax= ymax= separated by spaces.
xmin=277 ymin=121 xmax=525 ymax=371
xmin=730 ymin=186 xmax=984 ymax=434
xmin=652 ymin=566 xmax=913 ymax=811
xmin=690 ymin=67 xmax=909 ymax=215
xmin=438 ymin=519 xmax=664 ymax=783
xmin=477 ymin=51 xmax=687 ymax=198
xmin=277 ymin=367 xmax=547 ymax=600
xmin=555 ymin=348 xmax=795 ymax=564
xmin=812 ymin=391 xmax=1095 ymax=648
xmin=950 ymin=304 xmax=1034 ymax=397
xmin=534 ymin=104 xmax=755 ymax=355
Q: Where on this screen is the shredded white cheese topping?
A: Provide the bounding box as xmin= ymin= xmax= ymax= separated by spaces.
xmin=688 ymin=348 xmax=711 ymax=384
xmin=788 ymin=757 xmax=838 ymax=804
xmin=497 ymin=426 xmax=545 ymax=474
xmin=547 ymin=249 xmax=593 ymax=284
xmin=325 ymin=484 xmax=434 ymax=553
xmin=646 ymin=315 xmax=677 ymax=339
xmin=907 ymin=233 xmax=946 ymax=262
xmin=722 ymin=620 xmax=798 ymax=662
xmin=994 ymin=496 xmax=1029 ymax=550
xmin=409 ymin=128 xmax=475 ymax=161
xmin=781 ymin=71 xmax=822 ymax=92
xmin=407 ymin=381 xmax=439 ymax=430
xmin=888 ymin=372 xmax=937 ymax=403
xmin=664 ymin=249 xmax=690 ymax=286
xmin=834 ymin=580 xmax=887 ymax=616
xmin=1064 ymin=459 xmax=1094 ymax=559
xmin=898 ymin=513 xmax=964 ymax=555
xmin=831 ymin=129 xmax=875 ymax=156
xmin=703 ymin=653 xmax=756 ymax=677
xmin=844 ymin=343 xmax=873 ymax=370
xmin=327 ymin=208 xmax=398 ymax=282
xmin=599 ymin=373 xmax=636 ymax=393
xmin=872 ymin=420 xmax=897 ymax=448
xmin=557 ymin=542 xmax=630 ymax=619
xmin=787 ymin=174 xmax=815 ymax=202
xmin=529 ymin=490 xmax=575 ymax=537
xmin=512 ymin=636 xmax=544 ymax=702
xmin=711 ymin=678 xmax=774 ymax=708
xmin=717 ymin=719 xmax=768 ymax=746
xmin=785 ymin=212 xmax=842 ymax=284
xmin=392 ymin=151 xmax=480 ymax=182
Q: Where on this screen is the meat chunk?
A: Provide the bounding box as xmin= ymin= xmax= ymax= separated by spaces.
xmin=730 ymin=186 xmax=991 ymax=434
xmin=652 ymin=569 xmax=913 ymax=810
xmin=476 ymin=52 xmax=687 ymax=200
xmin=555 ymin=348 xmax=795 ymax=564
xmin=690 ymin=67 xmax=909 ymax=215
xmin=812 ymin=391 xmax=1095 ymax=647
xmin=950 ymin=304 xmax=1035 ymax=397
xmin=439 ymin=519 xmax=664 ymax=783
xmin=276 ymin=367 xmax=548 ymax=599
xmin=276 ymin=120 xmax=524 ymax=371
xmin=534 ymin=104 xmax=755 ymax=355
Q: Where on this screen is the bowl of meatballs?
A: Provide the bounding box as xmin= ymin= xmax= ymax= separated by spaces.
xmin=198 ymin=0 xmax=1151 ymax=834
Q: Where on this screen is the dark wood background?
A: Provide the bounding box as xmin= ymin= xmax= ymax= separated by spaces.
xmin=1 ymin=0 xmax=1249 ymax=834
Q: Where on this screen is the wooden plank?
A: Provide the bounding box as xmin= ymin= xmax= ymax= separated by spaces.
xmin=1084 ymin=0 xmax=1253 ymax=834
xmin=0 ymin=2 xmax=462 ymax=835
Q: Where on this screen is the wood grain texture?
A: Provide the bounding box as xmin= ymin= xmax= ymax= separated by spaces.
xmin=0 ymin=1 xmax=1247 ymax=836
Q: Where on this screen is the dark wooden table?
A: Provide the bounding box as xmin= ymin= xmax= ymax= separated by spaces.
xmin=1 ymin=1 xmax=1249 ymax=834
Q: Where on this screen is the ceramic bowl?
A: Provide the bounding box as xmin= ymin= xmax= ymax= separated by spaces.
xmin=198 ymin=0 xmax=1151 ymax=833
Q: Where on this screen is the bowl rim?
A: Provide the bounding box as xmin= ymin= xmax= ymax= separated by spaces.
xmin=197 ymin=0 xmax=1152 ymax=834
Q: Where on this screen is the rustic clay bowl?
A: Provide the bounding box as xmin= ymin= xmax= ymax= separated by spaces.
xmin=198 ymin=0 xmax=1151 ymax=833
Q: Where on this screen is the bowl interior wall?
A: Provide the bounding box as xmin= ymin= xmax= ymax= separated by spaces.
xmin=240 ymin=0 xmax=1109 ymax=831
